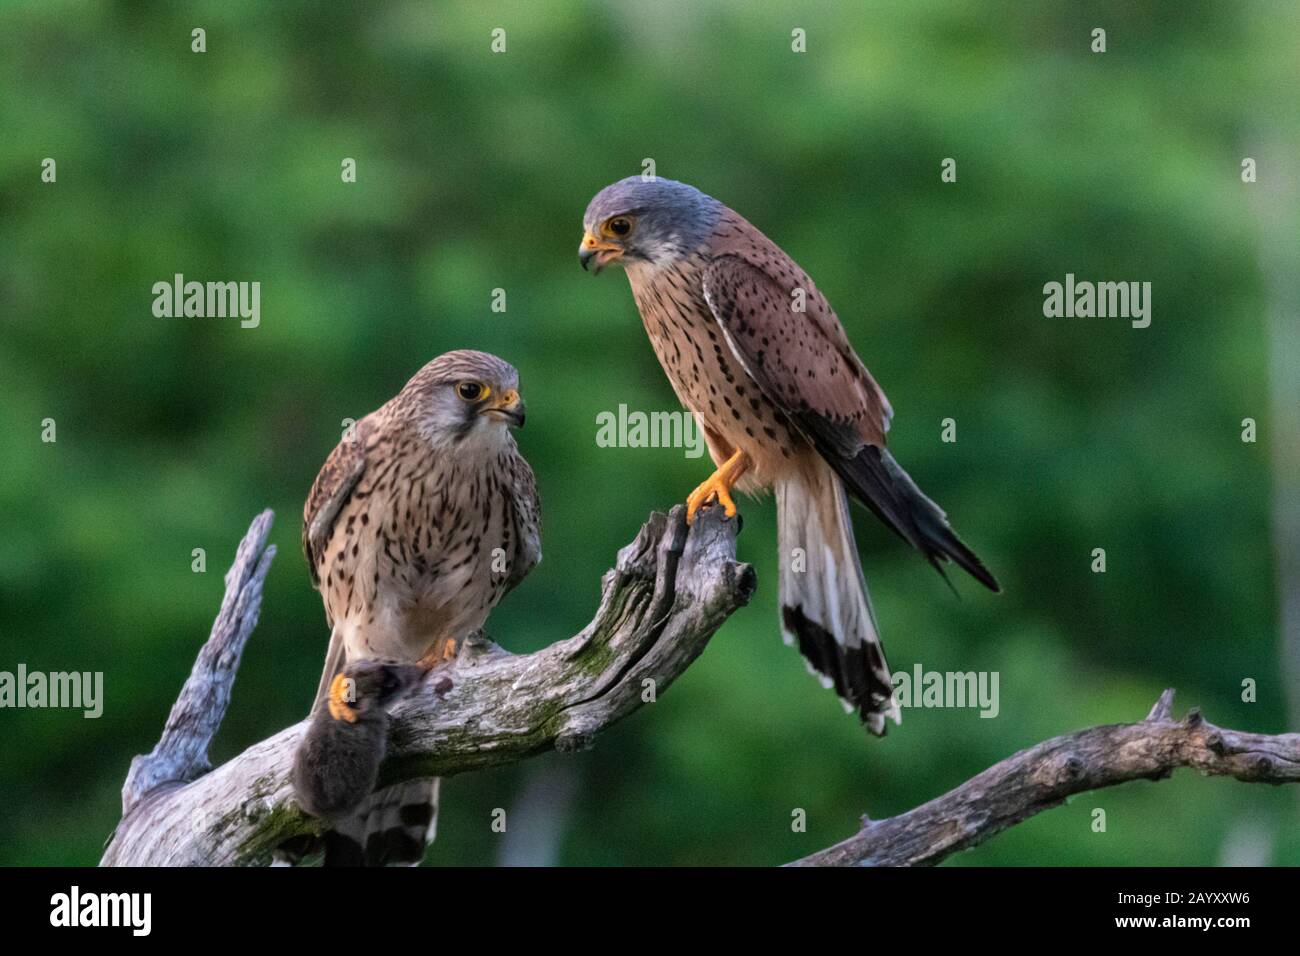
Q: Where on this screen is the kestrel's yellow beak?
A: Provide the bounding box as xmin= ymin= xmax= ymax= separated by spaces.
xmin=579 ymin=232 xmax=624 ymax=273
xmin=481 ymin=388 xmax=525 ymax=427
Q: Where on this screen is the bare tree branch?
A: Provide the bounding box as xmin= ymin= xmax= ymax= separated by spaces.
xmin=119 ymin=510 xmax=276 ymax=816
xmin=788 ymin=692 xmax=1300 ymax=867
xmin=101 ymin=505 xmax=754 ymax=866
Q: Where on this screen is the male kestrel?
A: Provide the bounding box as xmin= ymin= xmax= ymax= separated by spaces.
xmin=580 ymin=177 xmax=998 ymax=734
xmin=302 ymin=349 xmax=540 ymax=863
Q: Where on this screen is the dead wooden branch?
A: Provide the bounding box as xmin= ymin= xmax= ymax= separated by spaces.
xmin=788 ymin=689 xmax=1300 ymax=867
xmin=101 ymin=505 xmax=754 ymax=866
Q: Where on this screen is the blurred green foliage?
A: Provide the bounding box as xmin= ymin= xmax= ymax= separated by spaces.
xmin=0 ymin=0 xmax=1295 ymax=866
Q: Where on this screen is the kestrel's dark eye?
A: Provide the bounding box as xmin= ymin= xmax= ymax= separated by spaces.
xmin=608 ymin=216 xmax=632 ymax=237
xmin=457 ymin=381 xmax=487 ymax=402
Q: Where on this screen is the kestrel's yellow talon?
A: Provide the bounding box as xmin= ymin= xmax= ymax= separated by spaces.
xmin=416 ymin=637 xmax=458 ymax=670
xmin=685 ymin=449 xmax=750 ymax=524
xmin=686 ymin=477 xmax=737 ymax=523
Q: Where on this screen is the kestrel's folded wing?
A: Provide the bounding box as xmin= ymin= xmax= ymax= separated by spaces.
xmin=702 ymin=253 xmax=999 ymax=591
xmin=501 ymin=451 xmax=541 ymax=598
xmin=701 ymin=253 xmax=892 ymax=454
xmin=302 ymin=419 xmax=370 ymax=591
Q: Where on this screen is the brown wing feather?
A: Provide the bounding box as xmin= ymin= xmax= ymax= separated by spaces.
xmin=702 ymin=248 xmax=999 ymax=592
xmin=302 ymin=418 xmax=370 ymax=590
xmin=700 ymin=251 xmax=891 ymax=455
xmin=501 ymin=451 xmax=541 ymax=598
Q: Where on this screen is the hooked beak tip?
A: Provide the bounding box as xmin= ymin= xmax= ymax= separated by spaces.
xmin=482 ymin=391 xmax=525 ymax=428
xmin=579 ymin=233 xmax=621 ymax=274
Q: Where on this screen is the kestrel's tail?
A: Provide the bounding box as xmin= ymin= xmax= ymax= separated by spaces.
xmin=776 ymin=458 xmax=900 ymax=735
xmin=836 ymin=445 xmax=1000 ymax=593
xmin=310 ymin=628 xmax=440 ymax=867
xmin=324 ymin=778 xmax=440 ymax=866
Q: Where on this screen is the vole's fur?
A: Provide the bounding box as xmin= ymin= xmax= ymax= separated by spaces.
xmin=292 ymin=661 xmax=426 ymax=820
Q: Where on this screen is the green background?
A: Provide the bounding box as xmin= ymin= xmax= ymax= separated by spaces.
xmin=1 ymin=0 xmax=1296 ymax=866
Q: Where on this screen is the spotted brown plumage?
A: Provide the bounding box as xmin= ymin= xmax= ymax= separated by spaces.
xmin=580 ymin=177 xmax=998 ymax=735
xmin=302 ymin=349 xmax=540 ymax=862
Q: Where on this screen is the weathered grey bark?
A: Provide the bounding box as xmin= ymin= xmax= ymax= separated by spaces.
xmin=102 ymin=505 xmax=754 ymax=866
xmin=788 ymin=689 xmax=1300 ymax=867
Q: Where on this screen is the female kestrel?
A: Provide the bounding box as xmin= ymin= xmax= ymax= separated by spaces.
xmin=579 ymin=177 xmax=998 ymax=735
xmin=302 ymin=349 xmax=540 ymax=863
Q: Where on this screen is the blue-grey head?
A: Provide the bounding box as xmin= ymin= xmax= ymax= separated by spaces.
xmin=580 ymin=176 xmax=722 ymax=273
